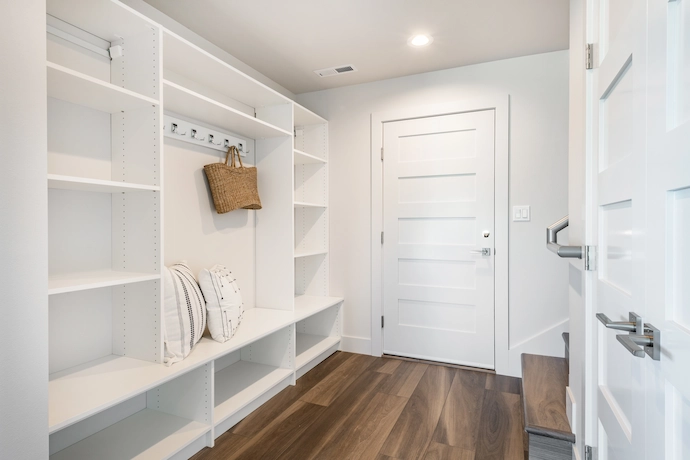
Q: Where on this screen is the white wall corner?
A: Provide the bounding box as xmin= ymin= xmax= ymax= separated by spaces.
xmin=501 ymin=318 xmax=570 ymax=377
xmin=340 ymin=335 xmax=372 ymax=355
xmin=0 ymin=0 xmax=49 ymax=457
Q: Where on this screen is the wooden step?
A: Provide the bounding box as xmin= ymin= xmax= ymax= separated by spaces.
xmin=521 ymin=354 xmax=574 ymax=460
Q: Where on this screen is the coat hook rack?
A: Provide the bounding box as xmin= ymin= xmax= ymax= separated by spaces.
xmin=163 ymin=114 xmax=249 ymax=157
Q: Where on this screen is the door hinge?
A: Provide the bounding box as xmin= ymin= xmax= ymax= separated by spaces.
xmin=381 ymin=315 xmax=384 ymax=328
xmin=586 ymin=43 xmax=594 ymax=70
xmin=584 ymin=245 xmax=597 ymax=271
xmin=585 ymin=445 xmax=593 ymax=460
xmin=381 ymin=147 xmax=384 ymax=161
xmin=381 ymin=231 xmax=384 ymax=244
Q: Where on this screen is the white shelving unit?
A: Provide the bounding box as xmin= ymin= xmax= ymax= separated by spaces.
xmin=293 ymin=104 xmax=342 ymax=378
xmin=45 ymin=1 xmax=343 ymax=458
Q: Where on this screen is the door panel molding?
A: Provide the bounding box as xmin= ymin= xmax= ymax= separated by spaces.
xmin=370 ymin=96 xmax=510 ymax=374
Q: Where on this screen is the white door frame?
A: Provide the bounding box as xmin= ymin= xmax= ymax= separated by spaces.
xmin=370 ymin=95 xmax=510 ymax=374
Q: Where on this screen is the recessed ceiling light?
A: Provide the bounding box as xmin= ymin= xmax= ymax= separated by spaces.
xmin=408 ymin=34 xmax=433 ymax=47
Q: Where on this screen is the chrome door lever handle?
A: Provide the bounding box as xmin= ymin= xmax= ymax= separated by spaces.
xmin=596 ymin=312 xmax=643 ymax=334
xmin=616 ymin=334 xmax=650 ymax=358
xmin=615 ymin=323 xmax=661 ymax=361
xmin=469 ymin=248 xmax=491 ymax=256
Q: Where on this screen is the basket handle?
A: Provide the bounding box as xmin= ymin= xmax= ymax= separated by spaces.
xmin=224 ymin=145 xmax=244 ymax=168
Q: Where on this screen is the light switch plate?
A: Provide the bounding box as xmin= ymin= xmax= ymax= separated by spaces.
xmin=513 ymin=205 xmax=530 ymax=222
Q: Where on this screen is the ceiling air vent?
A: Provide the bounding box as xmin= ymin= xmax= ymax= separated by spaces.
xmin=314 ymin=65 xmax=358 ymax=77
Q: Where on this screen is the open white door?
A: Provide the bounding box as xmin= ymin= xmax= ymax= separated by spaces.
xmin=589 ymin=1 xmax=647 ymax=458
xmin=382 ymin=110 xmax=495 ymax=368
xmin=587 ymin=0 xmax=690 ymax=458
xmin=644 ymin=0 xmax=690 ymax=458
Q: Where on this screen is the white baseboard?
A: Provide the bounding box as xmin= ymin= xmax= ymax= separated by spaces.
xmin=340 ymin=335 xmax=371 ymax=355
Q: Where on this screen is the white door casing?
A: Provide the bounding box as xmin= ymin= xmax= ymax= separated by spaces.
xmin=586 ymin=0 xmax=690 ymax=458
xmin=381 ymin=110 xmax=495 ymax=368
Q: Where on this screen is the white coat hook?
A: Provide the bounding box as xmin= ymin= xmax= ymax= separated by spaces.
xmin=208 ymin=134 xmax=222 ymax=146
xmin=238 ymin=143 xmax=250 ymax=155
xmin=171 ymin=123 xmax=186 ymax=136
xmin=190 ymin=129 xmax=205 ymax=141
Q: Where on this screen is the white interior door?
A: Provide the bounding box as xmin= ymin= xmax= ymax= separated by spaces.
xmin=382 ymin=110 xmax=495 ymax=368
xmin=644 ymin=0 xmax=690 ymax=458
xmin=589 ymin=1 xmax=647 ymax=458
xmin=588 ymin=0 xmax=690 ymax=458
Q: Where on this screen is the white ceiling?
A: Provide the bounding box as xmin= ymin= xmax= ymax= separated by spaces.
xmin=144 ymin=0 xmax=570 ymax=95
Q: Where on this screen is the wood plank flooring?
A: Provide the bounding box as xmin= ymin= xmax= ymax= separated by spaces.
xmin=192 ymin=352 xmax=527 ymax=460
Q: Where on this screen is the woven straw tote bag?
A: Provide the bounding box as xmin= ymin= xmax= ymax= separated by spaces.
xmin=204 ymin=145 xmax=262 ymax=213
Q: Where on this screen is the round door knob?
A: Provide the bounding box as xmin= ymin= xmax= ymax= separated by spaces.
xmin=483 ymin=231 xmax=490 ymax=238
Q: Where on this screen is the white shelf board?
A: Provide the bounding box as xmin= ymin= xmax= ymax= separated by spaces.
xmin=295 ymin=334 xmax=341 ymax=370
xmin=294 ymin=149 xmax=326 ymax=165
xmin=50 ymin=408 xmax=209 ymax=460
xmin=48 ymin=174 xmax=160 ymax=193
xmin=48 ymin=271 xmax=161 ymax=296
xmin=163 ymin=80 xmax=291 ymax=140
xmin=47 ymin=62 xmax=159 ymax=113
xmin=294 ymin=201 xmax=327 ymax=209
xmin=294 ymin=104 xmax=326 ymax=126
xmin=163 ymin=31 xmax=290 ymax=109
xmin=49 ymin=307 xmax=295 ymax=433
xmin=294 ymin=250 xmax=328 ymax=259
xmin=294 ymin=295 xmax=344 ymax=322
xmin=47 ymin=0 xmax=156 ymax=41
xmin=214 ymin=361 xmax=293 ymax=425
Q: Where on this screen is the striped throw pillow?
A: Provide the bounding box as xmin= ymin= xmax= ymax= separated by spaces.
xmin=162 ymin=262 xmax=206 ymax=365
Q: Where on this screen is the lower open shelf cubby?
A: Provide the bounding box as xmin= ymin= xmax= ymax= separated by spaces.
xmin=296 ymin=333 xmax=341 ymax=371
xmin=212 ymin=323 xmax=295 ymax=435
xmin=50 ymin=364 xmax=212 ymax=460
xmin=49 ymin=307 xmax=296 ymax=433
xmin=215 ymin=361 xmax=293 ymax=424
xmin=51 ymin=409 xmax=210 ymax=460
xmin=294 ymin=302 xmax=341 ymax=378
